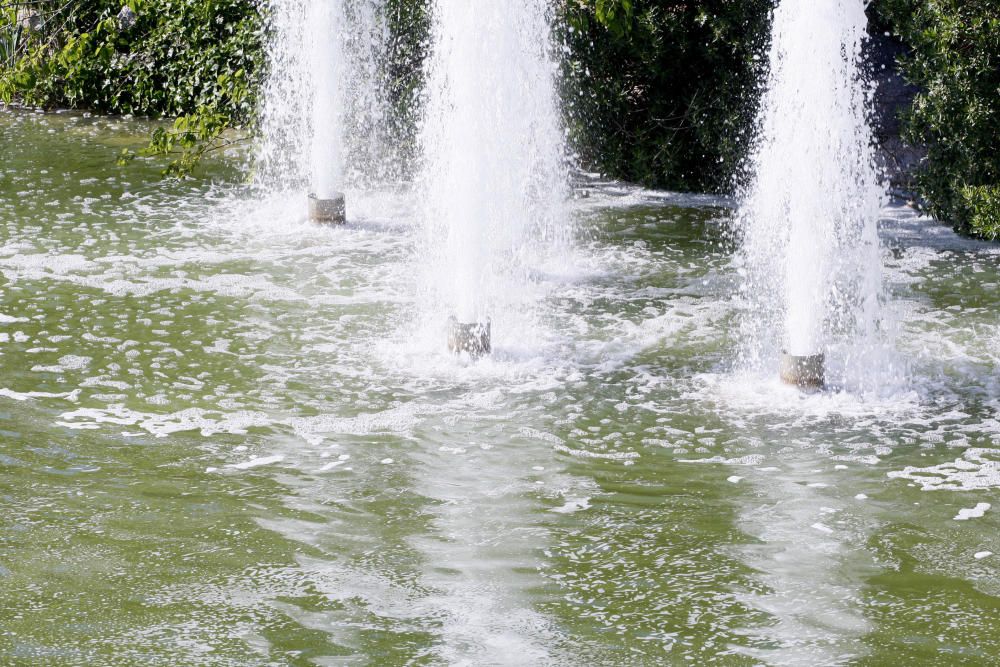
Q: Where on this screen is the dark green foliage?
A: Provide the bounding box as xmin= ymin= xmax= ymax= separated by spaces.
xmin=560 ymin=0 xmax=772 ymax=193
xmin=875 ymin=0 xmax=1000 ymax=239
xmin=1 ymin=0 xmax=264 ymax=173
xmin=1 ymin=0 xmax=263 ymax=118
xmin=956 ymin=185 xmax=1000 ymax=240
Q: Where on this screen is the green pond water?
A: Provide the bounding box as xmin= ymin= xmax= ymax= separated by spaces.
xmin=1 ymin=109 xmax=999 ymax=666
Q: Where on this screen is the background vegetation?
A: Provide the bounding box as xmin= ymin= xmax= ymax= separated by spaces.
xmin=559 ymin=0 xmax=772 ymax=193
xmin=1 ymin=0 xmax=998 ymax=238
xmin=875 ymin=0 xmax=999 ymax=239
xmin=0 ymin=0 xmax=264 ymax=173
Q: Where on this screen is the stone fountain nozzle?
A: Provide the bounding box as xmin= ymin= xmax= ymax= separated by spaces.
xmin=780 ymin=351 xmax=825 ymax=390
xmin=447 ymin=316 xmax=491 ymax=359
xmin=308 ymin=193 xmax=346 ymax=224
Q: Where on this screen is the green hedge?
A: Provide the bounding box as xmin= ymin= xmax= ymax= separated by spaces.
xmin=1 ymin=0 xmax=264 ymax=172
xmin=560 ymin=0 xmax=772 ymax=193
xmin=876 ymin=0 xmax=1000 ymax=239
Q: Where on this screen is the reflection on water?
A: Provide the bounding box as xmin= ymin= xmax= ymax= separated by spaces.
xmin=2 ymin=110 xmax=1000 ymax=665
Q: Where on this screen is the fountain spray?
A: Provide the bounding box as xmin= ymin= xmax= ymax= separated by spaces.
xmin=306 ymin=0 xmax=347 ymax=223
xmin=256 ymin=0 xmax=391 ymax=222
xmin=738 ymin=0 xmax=885 ymax=389
xmin=419 ymin=0 xmax=568 ymax=357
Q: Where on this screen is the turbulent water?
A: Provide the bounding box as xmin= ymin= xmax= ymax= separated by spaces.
xmin=738 ymin=0 xmax=893 ymax=393
xmin=2 ymin=111 xmax=1000 ymax=665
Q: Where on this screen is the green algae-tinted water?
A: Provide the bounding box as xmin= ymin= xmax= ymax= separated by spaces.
xmin=2 ymin=110 xmax=999 ymax=665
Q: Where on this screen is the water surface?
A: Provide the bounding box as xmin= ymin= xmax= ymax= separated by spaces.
xmin=2 ymin=110 xmax=999 ymax=665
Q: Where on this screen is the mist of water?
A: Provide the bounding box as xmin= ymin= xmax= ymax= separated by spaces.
xmin=737 ymin=0 xmax=893 ymax=390
xmin=255 ymin=0 xmax=391 ymax=197
xmin=418 ymin=0 xmax=569 ymax=327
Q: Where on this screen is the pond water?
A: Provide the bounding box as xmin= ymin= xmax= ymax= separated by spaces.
xmin=2 ymin=110 xmax=999 ymax=665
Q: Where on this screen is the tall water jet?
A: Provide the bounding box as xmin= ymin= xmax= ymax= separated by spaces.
xmin=419 ymin=0 xmax=568 ymax=355
xmin=738 ymin=0 xmax=887 ymax=390
xmin=306 ymin=0 xmax=346 ymax=222
xmin=256 ymin=0 xmax=391 ymax=218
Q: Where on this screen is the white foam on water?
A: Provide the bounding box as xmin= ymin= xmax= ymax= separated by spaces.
xmin=553 ymin=445 xmax=640 ymax=462
xmin=228 ymin=455 xmax=286 ymax=471
xmin=56 ymin=402 xmax=440 ymax=446
xmin=695 ymin=368 xmax=921 ymax=426
xmin=57 ymin=406 xmax=275 ymax=438
xmin=681 ymin=455 xmax=765 ymax=466
xmin=318 ymin=459 xmax=347 ymax=472
xmin=954 ymin=503 xmax=991 ymax=521
xmin=30 ymin=355 xmax=91 ymax=373
xmin=288 ymin=406 xmax=431 ymax=446
xmin=550 ymin=497 xmax=591 ymax=514
xmin=889 ymin=449 xmax=1000 ymax=491
xmin=0 ymin=388 xmax=80 ymax=402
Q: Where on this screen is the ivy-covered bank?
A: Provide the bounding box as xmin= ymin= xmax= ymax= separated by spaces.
xmin=1 ymin=0 xmax=997 ymax=238
xmin=1 ymin=0 xmax=263 ymax=173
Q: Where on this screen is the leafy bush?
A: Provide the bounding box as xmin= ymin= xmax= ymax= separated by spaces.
xmin=957 ymin=185 xmax=1000 ymax=241
xmin=559 ymin=0 xmax=772 ymax=193
xmin=875 ymin=0 xmax=1000 ymax=238
xmin=0 ymin=0 xmax=264 ymax=172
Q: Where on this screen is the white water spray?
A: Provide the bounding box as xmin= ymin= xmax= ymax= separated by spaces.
xmin=307 ymin=0 xmax=345 ymax=199
xmin=256 ymin=0 xmax=390 ymax=197
xmin=738 ymin=0 xmax=889 ymax=387
xmin=419 ymin=0 xmax=568 ymax=328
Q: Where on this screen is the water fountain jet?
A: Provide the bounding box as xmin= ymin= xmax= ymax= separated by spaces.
xmin=257 ymin=0 xmax=391 ymax=224
xmin=419 ymin=0 xmax=568 ymax=358
xmin=306 ymin=0 xmax=347 ymax=223
xmin=739 ymin=0 xmax=886 ymax=391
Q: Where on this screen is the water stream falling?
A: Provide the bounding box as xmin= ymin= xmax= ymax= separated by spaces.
xmin=738 ymin=0 xmax=892 ymax=390
xmin=419 ymin=0 xmax=569 ymax=332
xmin=307 ymin=0 xmax=345 ymax=199
xmin=255 ymin=0 xmax=389 ymax=199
